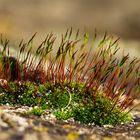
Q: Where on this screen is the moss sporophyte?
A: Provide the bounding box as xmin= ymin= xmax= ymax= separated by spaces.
xmin=0 ymin=29 xmax=139 ymax=126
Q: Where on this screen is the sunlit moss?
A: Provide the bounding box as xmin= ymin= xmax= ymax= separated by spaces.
xmin=0 ymin=29 xmax=139 ymax=125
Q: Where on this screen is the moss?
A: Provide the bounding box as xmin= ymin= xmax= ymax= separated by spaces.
xmin=27 ymin=107 xmax=44 ymax=116
xmin=54 ymin=109 xmax=74 ymax=120
xmin=0 ymin=81 xmax=132 ymax=126
xmin=0 ymin=30 xmax=139 ymax=126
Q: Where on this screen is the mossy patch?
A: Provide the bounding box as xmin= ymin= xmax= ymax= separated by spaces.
xmin=0 ymin=30 xmax=139 ymax=126
xmin=27 ymin=107 xmax=44 ymax=116
xmin=0 ymin=81 xmax=132 ymax=126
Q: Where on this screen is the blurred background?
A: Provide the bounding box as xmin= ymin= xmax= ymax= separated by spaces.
xmin=0 ymin=0 xmax=140 ymax=58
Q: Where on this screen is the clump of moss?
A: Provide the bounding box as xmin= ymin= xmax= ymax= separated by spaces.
xmin=0 ymin=81 xmax=133 ymax=125
xmin=27 ymin=107 xmax=44 ymax=117
xmin=0 ymin=29 xmax=139 ymax=126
